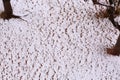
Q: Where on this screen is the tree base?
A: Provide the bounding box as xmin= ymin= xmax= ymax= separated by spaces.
xmin=107 ymin=47 xmax=120 ymax=56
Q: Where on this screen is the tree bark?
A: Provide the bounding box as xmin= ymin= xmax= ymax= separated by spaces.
xmin=112 ymin=34 xmax=120 ymax=55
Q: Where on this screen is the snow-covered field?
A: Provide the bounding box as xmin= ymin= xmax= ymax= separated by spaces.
xmin=0 ymin=0 xmax=120 ymax=80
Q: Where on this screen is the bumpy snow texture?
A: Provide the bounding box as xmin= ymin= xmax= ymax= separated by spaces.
xmin=0 ymin=0 xmax=120 ymax=80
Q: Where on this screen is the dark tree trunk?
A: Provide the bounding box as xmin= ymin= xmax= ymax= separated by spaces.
xmin=112 ymin=35 xmax=120 ymax=56
xmin=0 ymin=0 xmax=20 ymax=20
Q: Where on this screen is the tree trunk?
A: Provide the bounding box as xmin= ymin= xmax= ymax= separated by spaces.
xmin=112 ymin=34 xmax=120 ymax=55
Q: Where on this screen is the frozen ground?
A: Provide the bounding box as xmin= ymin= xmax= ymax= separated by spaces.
xmin=0 ymin=0 xmax=120 ymax=80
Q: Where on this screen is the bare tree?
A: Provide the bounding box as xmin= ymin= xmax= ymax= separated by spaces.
xmin=0 ymin=0 xmax=20 ymax=20
xmin=86 ymin=0 xmax=120 ymax=56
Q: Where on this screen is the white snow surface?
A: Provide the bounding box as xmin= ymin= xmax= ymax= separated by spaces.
xmin=0 ymin=0 xmax=120 ymax=80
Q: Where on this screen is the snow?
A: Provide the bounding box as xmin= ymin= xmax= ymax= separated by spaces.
xmin=0 ymin=0 xmax=120 ymax=80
